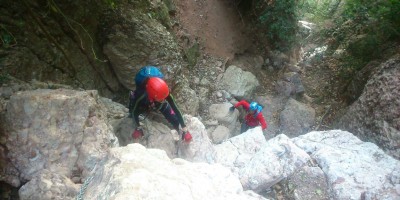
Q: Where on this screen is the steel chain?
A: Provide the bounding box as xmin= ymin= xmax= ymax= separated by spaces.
xmin=76 ymin=176 xmax=93 ymax=200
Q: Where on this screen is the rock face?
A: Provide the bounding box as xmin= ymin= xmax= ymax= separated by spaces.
xmin=337 ymin=56 xmax=400 ymax=159
xmin=0 ymin=1 xmax=121 ymax=97
xmin=18 ymin=169 xmax=79 ymax=200
xmin=82 ymin=143 xmax=268 ymax=200
xmin=2 ymin=87 xmax=400 ymax=200
xmin=293 ymin=130 xmax=400 ymax=200
xmin=287 ymin=166 xmax=330 ymax=200
xmin=102 ymin=6 xmax=183 ymax=90
xmin=2 ymin=89 xmax=118 ymax=187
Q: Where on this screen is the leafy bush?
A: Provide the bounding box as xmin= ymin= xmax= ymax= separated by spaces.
xmin=338 ymin=0 xmax=400 ymax=75
xmin=343 ymin=0 xmax=400 ymax=40
xmin=0 ymin=73 xmax=10 ymax=85
xmin=255 ymin=0 xmax=299 ymax=51
xmin=298 ymin=0 xmax=342 ymax=22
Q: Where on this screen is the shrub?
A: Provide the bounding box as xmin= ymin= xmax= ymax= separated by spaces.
xmin=255 ymin=0 xmax=299 ymax=51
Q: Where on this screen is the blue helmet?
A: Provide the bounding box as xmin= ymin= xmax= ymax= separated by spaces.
xmin=250 ymin=102 xmax=263 ymax=116
xmin=249 ymin=102 xmax=258 ymax=111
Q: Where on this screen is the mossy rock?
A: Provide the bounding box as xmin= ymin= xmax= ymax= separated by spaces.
xmin=185 ymin=43 xmax=200 ymax=68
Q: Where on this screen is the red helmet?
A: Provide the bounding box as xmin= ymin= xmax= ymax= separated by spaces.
xmin=146 ymin=77 xmax=169 ymax=102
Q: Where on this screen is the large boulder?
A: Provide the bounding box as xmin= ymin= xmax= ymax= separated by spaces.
xmin=220 ymin=65 xmax=260 ymax=99
xmin=239 ymin=134 xmax=311 ymax=192
xmin=82 ymin=143 xmax=268 ymax=200
xmin=337 ymin=56 xmax=400 ymax=159
xmin=275 ymin=72 xmax=305 ymax=97
xmin=209 ymin=103 xmax=239 ymax=132
xmin=214 ymin=127 xmax=267 ymax=175
xmin=280 ymin=98 xmax=315 ymax=137
xmin=293 ymin=130 xmax=400 ymax=200
xmin=2 ymin=89 xmax=118 ymax=187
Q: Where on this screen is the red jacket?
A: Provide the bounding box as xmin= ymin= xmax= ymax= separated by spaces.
xmin=234 ymin=100 xmax=268 ymax=130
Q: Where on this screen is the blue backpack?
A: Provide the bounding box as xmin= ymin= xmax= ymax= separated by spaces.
xmin=134 ymin=66 xmax=164 ymax=87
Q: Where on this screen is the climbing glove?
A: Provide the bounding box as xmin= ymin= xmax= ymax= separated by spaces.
xmin=182 ymin=131 xmax=192 ymax=143
xmin=132 ymin=127 xmax=144 ymax=140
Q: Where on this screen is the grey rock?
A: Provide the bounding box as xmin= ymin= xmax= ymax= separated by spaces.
xmin=19 ymin=170 xmax=79 ymax=200
xmin=287 ymin=166 xmax=330 ymax=200
xmin=280 ymin=98 xmax=315 ymax=137
xmin=337 ymin=56 xmax=400 ymax=159
xmin=211 ymin=125 xmax=230 ymax=144
xmin=220 ymin=65 xmax=260 ymax=99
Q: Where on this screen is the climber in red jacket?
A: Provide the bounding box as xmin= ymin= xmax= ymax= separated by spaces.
xmin=230 ymin=100 xmax=267 ymax=133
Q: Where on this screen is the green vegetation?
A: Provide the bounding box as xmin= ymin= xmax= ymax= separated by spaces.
xmin=103 ymin=0 xmax=117 ymax=9
xmin=185 ymin=43 xmax=200 ymax=68
xmin=337 ymin=0 xmax=400 ymax=77
xmin=0 ymin=24 xmax=17 ymax=48
xmin=296 ymin=0 xmax=399 ymax=78
xmin=254 ymin=0 xmax=299 ymax=51
xmin=147 ymin=2 xmax=171 ymax=29
xmin=298 ymin=0 xmax=342 ymax=22
xmin=342 ymin=0 xmax=400 ymax=55
xmin=0 ymin=74 xmax=10 ymax=85
xmin=131 ymin=0 xmax=172 ymax=29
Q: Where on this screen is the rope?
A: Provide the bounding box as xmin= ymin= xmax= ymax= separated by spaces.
xmin=76 ymin=176 xmax=93 ymax=200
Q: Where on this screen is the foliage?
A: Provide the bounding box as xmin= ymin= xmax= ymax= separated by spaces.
xmin=0 ymin=73 xmax=10 ymax=85
xmin=297 ymin=0 xmax=342 ymax=22
xmin=147 ymin=2 xmax=171 ymax=29
xmin=342 ymin=0 xmax=400 ymax=40
xmin=255 ymin=0 xmax=299 ymax=51
xmin=297 ymin=0 xmax=399 ymax=79
xmin=103 ymin=0 xmax=117 ymax=9
xmin=185 ymin=43 xmax=200 ymax=68
xmin=338 ymin=55 xmax=366 ymax=79
xmin=338 ymin=0 xmax=400 ymax=76
xmin=45 ymin=0 xmax=108 ymax=63
xmin=0 ymin=24 xmax=17 ymax=48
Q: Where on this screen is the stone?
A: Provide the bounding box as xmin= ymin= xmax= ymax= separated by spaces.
xmin=337 ymin=56 xmax=400 ymax=159
xmin=293 ymin=130 xmax=400 ymax=200
xmin=220 ymin=65 xmax=260 ymax=99
xmin=279 ymin=98 xmax=315 ymax=137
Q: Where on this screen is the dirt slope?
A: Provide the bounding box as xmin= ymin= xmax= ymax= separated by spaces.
xmin=174 ymin=0 xmax=250 ymax=59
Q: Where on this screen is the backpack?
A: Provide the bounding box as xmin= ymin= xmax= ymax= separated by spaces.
xmin=134 ymin=66 xmax=164 ymax=87
xmin=129 ymin=66 xmax=164 ymax=113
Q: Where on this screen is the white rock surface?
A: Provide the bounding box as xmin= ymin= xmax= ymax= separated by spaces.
xmin=293 ymin=130 xmax=400 ymax=199
xmin=83 ymin=143 xmax=268 ymax=200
